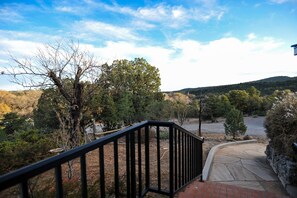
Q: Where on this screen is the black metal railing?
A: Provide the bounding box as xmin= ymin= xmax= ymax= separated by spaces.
xmin=0 ymin=120 xmax=204 ymax=197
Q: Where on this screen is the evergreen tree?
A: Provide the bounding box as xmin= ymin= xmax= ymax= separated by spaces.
xmin=224 ymin=108 xmax=247 ymax=139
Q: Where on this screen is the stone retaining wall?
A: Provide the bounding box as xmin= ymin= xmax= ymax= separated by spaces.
xmin=266 ymin=144 xmax=297 ymax=198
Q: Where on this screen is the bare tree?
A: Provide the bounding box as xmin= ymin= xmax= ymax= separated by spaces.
xmin=7 ymin=40 xmax=102 ymax=148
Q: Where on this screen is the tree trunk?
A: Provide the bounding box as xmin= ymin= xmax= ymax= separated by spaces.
xmin=69 ymin=83 xmax=83 ymax=148
xmin=92 ymin=119 xmax=97 ymax=140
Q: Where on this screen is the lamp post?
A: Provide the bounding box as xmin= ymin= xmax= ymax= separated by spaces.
xmin=291 ymin=44 xmax=297 ymax=56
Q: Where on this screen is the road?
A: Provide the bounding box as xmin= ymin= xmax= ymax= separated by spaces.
xmin=181 ymin=116 xmax=266 ymax=136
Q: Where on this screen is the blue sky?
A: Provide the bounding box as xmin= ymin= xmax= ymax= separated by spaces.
xmin=0 ymin=0 xmax=297 ymax=91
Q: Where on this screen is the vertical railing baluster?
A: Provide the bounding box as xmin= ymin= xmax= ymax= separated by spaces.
xmin=145 ymin=125 xmax=150 ymax=190
xmin=192 ymin=137 xmax=195 ymax=179
xmin=131 ymin=131 xmax=136 ymax=197
xmin=80 ymin=154 xmax=87 ymax=198
xmin=184 ymin=134 xmax=187 ymax=184
xmin=55 ymin=165 xmax=63 ymax=198
xmin=174 ymin=128 xmax=178 ymax=191
xmin=169 ymin=125 xmax=174 ymax=197
xmin=196 ymin=139 xmax=199 ymax=178
xmin=200 ymin=140 xmax=203 ymax=181
xmin=138 ymin=129 xmax=142 ymax=197
xmin=20 ymin=179 xmax=29 ymax=198
xmin=114 ymin=140 xmax=119 ymax=197
xmin=156 ymin=125 xmax=161 ymax=191
xmin=126 ymin=134 xmax=131 ymax=197
xmin=181 ymin=132 xmax=184 ymax=185
xmin=190 ymin=137 xmax=192 ymax=179
xmin=184 ymin=133 xmax=187 ymax=185
xmin=192 ymin=138 xmax=195 ymax=178
xmin=187 ymin=134 xmax=190 ymax=183
xmin=189 ymin=136 xmax=191 ymax=181
xmin=195 ymin=138 xmax=197 ymax=178
xmin=178 ymin=130 xmax=181 ymax=188
xmin=99 ymin=146 xmax=105 ymax=198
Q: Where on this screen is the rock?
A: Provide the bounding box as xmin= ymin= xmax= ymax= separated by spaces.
xmin=266 ymin=144 xmax=297 ymax=198
xmin=243 ymin=135 xmax=252 ymax=140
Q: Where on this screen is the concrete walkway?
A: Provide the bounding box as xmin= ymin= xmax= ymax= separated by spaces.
xmin=208 ymin=143 xmax=289 ymax=196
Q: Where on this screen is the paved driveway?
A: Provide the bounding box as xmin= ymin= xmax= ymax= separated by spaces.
xmin=182 ymin=116 xmax=266 ymax=136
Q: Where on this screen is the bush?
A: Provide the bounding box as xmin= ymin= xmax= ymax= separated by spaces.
xmin=0 ymin=130 xmax=55 ymax=174
xmin=265 ymin=94 xmax=297 ymax=160
xmin=224 ymin=107 xmax=247 ymax=139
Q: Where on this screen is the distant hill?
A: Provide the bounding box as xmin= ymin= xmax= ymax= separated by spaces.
xmin=252 ymin=76 xmax=292 ymax=83
xmin=178 ymin=76 xmax=297 ymax=96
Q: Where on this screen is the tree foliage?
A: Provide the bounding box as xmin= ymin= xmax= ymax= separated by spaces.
xmin=0 ymin=112 xmax=31 ymax=137
xmin=224 ymin=107 xmax=247 ymax=139
xmin=33 ymin=89 xmax=62 ymax=132
xmin=265 ymin=94 xmax=297 ymax=159
xmin=0 ymin=130 xmax=55 ymax=174
xmin=165 ymin=93 xmax=191 ymax=125
xmin=203 ymin=94 xmax=232 ymax=121
xmin=99 ymin=58 xmax=161 ymax=128
xmin=227 ymin=90 xmax=249 ymax=113
xmin=0 ymin=102 xmax=11 ymax=118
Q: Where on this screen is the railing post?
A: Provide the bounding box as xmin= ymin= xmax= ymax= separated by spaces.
xmin=169 ymin=124 xmax=174 ymax=197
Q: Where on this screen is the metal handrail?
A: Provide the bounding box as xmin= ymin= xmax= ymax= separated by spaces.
xmin=0 ymin=120 xmax=204 ymax=197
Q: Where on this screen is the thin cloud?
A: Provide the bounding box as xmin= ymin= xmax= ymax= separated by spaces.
xmin=55 ymin=6 xmax=84 ymax=14
xmin=269 ymin=0 xmax=297 ymax=4
xmin=72 ymin=20 xmax=141 ymax=41
xmin=54 ymin=1 xmax=226 ymax=29
xmin=68 ymin=1 xmax=227 ymax=28
xmin=0 ymin=7 xmax=23 ymax=23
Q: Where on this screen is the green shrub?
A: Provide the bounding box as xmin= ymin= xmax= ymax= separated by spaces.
xmin=0 ymin=130 xmax=55 ymax=175
xmin=265 ymin=94 xmax=297 ymax=160
xmin=224 ymin=107 xmax=247 ymax=139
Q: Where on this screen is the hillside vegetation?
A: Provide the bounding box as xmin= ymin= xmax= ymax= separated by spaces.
xmin=179 ymin=76 xmax=297 ymax=96
xmin=1 ymin=76 xmax=295 ymax=118
xmin=0 ymin=90 xmax=42 ymax=118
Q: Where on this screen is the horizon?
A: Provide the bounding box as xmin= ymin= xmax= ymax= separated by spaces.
xmin=0 ymin=0 xmax=297 ymax=91
xmin=1 ymin=75 xmax=294 ymax=93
